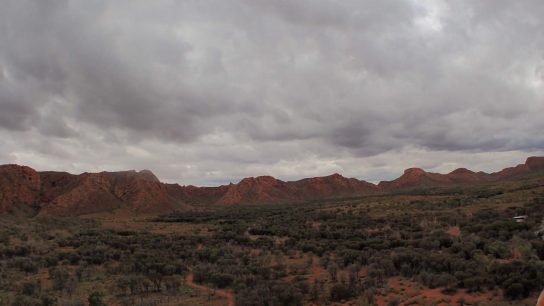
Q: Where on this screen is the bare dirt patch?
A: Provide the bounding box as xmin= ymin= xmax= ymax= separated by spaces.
xmin=447 ymin=226 xmax=461 ymax=237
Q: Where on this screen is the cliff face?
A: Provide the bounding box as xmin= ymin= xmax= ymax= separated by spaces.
xmin=0 ymin=167 xmax=182 ymax=217
xmin=0 ymin=165 xmax=41 ymax=214
xmin=38 ymin=170 xmax=178 ymax=216
xmin=524 ymin=156 xmax=544 ymax=170
xmin=1 ymin=156 xmax=543 ymax=216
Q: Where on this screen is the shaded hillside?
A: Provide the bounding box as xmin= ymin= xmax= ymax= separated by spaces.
xmin=0 ymin=166 xmax=183 ymax=216
xmin=0 ymin=165 xmax=41 ymax=215
xmin=165 ymin=174 xmax=378 ymax=206
xmin=38 ymin=170 xmax=179 ymax=216
xmin=213 ymin=174 xmax=379 ymax=205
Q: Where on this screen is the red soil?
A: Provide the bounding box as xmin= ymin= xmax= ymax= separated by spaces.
xmin=417 ymin=287 xmax=495 ymax=305
xmin=447 ymin=226 xmax=461 ymax=237
xmin=537 ymin=289 xmax=544 ymax=306
xmin=382 ymin=277 xmax=497 ymax=305
xmin=308 ymin=264 xmax=328 ymax=283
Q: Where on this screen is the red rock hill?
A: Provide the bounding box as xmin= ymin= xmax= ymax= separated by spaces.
xmin=0 ymin=165 xmax=41 ymax=214
xmin=39 ymin=170 xmax=179 ymax=216
xmin=1 ymin=156 xmax=543 ymax=216
xmin=378 ymin=157 xmax=544 ymax=190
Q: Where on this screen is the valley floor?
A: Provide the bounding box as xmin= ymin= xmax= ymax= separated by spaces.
xmin=2 ymin=175 xmax=544 ymax=305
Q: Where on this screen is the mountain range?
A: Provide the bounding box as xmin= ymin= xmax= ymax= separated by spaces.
xmin=1 ymin=157 xmax=543 ymax=216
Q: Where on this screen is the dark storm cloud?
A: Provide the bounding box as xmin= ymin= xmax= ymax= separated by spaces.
xmin=0 ymin=0 xmax=543 ymax=184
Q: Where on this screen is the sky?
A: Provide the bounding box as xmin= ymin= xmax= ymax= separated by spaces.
xmin=1 ymin=0 xmax=543 ymax=186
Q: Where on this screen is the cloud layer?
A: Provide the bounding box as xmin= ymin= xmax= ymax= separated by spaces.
xmin=1 ymin=0 xmax=543 ymax=185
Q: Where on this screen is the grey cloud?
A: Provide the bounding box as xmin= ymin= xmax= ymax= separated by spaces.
xmin=0 ymin=0 xmax=543 ymax=184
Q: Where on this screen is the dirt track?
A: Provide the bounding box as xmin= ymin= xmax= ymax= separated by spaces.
xmin=185 ymin=272 xmax=235 ymax=306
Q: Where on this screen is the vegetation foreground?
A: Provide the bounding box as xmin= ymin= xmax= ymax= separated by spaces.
xmin=1 ymin=176 xmax=544 ymax=306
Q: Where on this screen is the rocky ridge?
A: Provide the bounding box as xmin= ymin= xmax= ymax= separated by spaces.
xmin=0 ymin=157 xmax=543 ymax=216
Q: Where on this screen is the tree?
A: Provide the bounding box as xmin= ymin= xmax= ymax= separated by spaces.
xmin=117 ymin=276 xmax=130 ymax=296
xmin=49 ymin=266 xmax=70 ymax=291
xmin=21 ymin=280 xmax=41 ymax=296
xmin=485 ymin=241 xmax=511 ymax=259
xmin=165 ymin=276 xmax=181 ymax=294
xmin=147 ymin=268 xmax=165 ymax=292
xmin=310 ymin=280 xmax=320 ymax=302
xmin=212 ymin=273 xmax=234 ymax=288
xmin=88 ymin=291 xmax=106 ymax=306
xmin=11 ymin=295 xmax=41 ymax=306
xmin=387 ymin=297 xmax=400 ymax=306
xmin=504 ymin=283 xmax=524 ymax=300
xmin=39 ymin=294 xmax=56 ymax=306
xmin=66 ymin=277 xmax=78 ymax=297
xmin=327 ymin=262 xmax=338 ymax=282
xmin=348 ymin=263 xmax=361 ymax=286
xmin=330 ymin=283 xmax=353 ymax=301
xmin=456 ymin=297 xmax=466 ymax=306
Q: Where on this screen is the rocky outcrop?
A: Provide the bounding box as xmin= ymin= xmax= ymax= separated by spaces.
xmin=0 ymin=165 xmax=41 ymax=214
xmin=213 ymin=174 xmax=378 ymax=205
xmin=293 ymin=173 xmax=379 ymax=199
xmin=0 ymin=166 xmax=183 ymax=217
xmin=526 ymin=156 xmax=544 ymax=170
xmin=39 ymin=170 xmax=179 ymax=216
xmin=378 ymin=168 xmax=457 ymax=189
xmin=378 ymin=157 xmax=544 ymax=190
xmin=446 ymin=168 xmax=488 ymax=183
xmin=378 ymin=156 xmax=544 ymax=191
xmin=216 ymin=176 xmax=295 ymax=205
xmin=491 ymin=156 xmax=544 ymax=179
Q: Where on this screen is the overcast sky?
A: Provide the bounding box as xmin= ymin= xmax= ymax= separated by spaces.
xmin=1 ymin=0 xmax=543 ymax=186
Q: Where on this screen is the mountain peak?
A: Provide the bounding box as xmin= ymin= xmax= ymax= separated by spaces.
xmin=138 ymin=169 xmax=160 ymax=182
xmin=327 ymin=173 xmax=345 ymax=179
xmin=403 ymin=168 xmax=427 ymax=176
xmin=449 ymin=168 xmax=475 ymax=175
xmin=239 ymin=175 xmax=279 ymax=184
xmin=380 ymin=166 xmax=485 ymax=189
